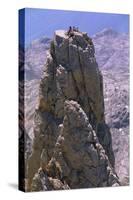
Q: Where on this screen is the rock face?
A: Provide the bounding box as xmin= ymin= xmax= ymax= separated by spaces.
xmin=27 ymin=29 xmax=119 ymax=191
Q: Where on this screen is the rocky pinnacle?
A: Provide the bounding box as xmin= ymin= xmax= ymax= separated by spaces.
xmin=27 ymin=29 xmax=119 ymax=191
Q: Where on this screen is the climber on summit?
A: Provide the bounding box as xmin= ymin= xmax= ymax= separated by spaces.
xmin=67 ymin=26 xmax=72 ymax=35
xmin=76 ymin=27 xmax=79 ymax=32
xmin=73 ymin=26 xmax=79 ymax=32
xmin=88 ymin=37 xmax=93 ymax=45
xmin=67 ymin=26 xmax=74 ymax=38
xmin=73 ymin=26 xmax=76 ymax=31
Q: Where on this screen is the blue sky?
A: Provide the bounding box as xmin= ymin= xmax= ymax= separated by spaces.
xmin=19 ymin=8 xmax=129 ymax=46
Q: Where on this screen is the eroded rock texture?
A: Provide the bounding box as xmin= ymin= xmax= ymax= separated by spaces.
xmin=27 ymin=30 xmax=119 ymax=191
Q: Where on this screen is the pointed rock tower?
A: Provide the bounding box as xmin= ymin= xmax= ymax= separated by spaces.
xmin=27 ymin=29 xmax=119 ymax=191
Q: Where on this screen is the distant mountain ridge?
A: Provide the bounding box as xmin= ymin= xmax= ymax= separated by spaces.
xmin=93 ymin=28 xmax=129 ymax=72
xmin=93 ymin=28 xmax=119 ymax=38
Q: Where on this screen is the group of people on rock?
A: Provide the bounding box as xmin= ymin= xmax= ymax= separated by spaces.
xmin=66 ymin=26 xmax=94 ymax=47
xmin=66 ymin=26 xmax=79 ymax=37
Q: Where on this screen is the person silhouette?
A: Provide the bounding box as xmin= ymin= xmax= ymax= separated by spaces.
xmin=67 ymin=26 xmax=72 ymax=35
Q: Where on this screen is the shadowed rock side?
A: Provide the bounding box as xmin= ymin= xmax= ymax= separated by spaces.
xmin=26 ymin=29 xmax=119 ymax=191
xmin=19 ymin=47 xmax=32 ymax=190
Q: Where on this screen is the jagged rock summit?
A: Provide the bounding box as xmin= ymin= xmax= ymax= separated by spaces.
xmin=27 ymin=29 xmax=119 ymax=191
